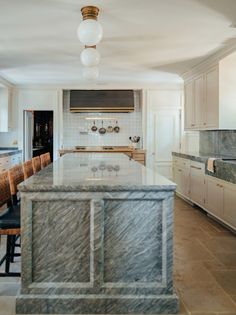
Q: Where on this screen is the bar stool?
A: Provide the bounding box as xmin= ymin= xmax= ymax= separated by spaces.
xmin=32 ymin=156 xmax=41 ymax=174
xmin=40 ymin=152 xmax=51 ymax=168
xmin=8 ymin=164 xmax=24 ymax=206
xmin=0 ymin=171 xmax=21 ymax=277
xmin=22 ymin=160 xmax=34 ymax=180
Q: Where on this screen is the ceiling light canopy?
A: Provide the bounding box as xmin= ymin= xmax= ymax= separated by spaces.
xmin=77 ymin=6 xmax=103 ymax=46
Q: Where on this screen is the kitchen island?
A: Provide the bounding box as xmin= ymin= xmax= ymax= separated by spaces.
xmin=16 ymin=153 xmax=178 ymax=314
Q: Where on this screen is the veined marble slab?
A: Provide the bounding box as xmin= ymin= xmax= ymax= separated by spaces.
xmin=19 ymin=153 xmax=175 ymax=192
xmin=16 ymin=153 xmax=178 ymax=314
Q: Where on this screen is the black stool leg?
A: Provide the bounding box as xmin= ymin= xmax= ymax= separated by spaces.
xmin=5 ymin=235 xmax=12 ymax=273
xmin=10 ymin=235 xmax=16 ymax=263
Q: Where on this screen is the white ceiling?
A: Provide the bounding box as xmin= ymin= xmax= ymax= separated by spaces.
xmin=1 ymin=0 xmax=236 ymax=86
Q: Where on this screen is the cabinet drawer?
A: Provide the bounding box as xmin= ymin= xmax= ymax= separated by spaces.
xmin=190 ymin=161 xmax=205 ymax=173
xmin=132 ymin=153 xmax=145 ymax=159
xmin=173 ymin=157 xmax=190 ymax=168
xmin=179 ymin=158 xmax=190 ymax=168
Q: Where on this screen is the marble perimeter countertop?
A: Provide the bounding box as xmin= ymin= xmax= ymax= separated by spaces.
xmin=0 ymin=148 xmax=22 ymax=157
xmin=172 ymin=151 xmax=236 ymax=185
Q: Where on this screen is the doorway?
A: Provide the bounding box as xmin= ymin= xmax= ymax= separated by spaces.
xmin=23 ymin=110 xmax=53 ymax=161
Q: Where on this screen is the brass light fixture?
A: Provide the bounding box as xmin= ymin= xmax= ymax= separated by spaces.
xmin=77 ymin=6 xmax=103 ymax=80
xmin=77 ymin=6 xmax=103 ymax=46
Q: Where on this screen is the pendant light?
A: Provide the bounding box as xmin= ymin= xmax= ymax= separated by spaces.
xmin=77 ymin=6 xmax=103 ymax=46
xmin=82 ymin=66 xmax=99 ymax=81
xmin=80 ymin=47 xmax=100 ymax=67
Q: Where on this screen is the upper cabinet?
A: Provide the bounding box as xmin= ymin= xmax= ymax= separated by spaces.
xmin=184 ymin=50 xmax=236 ymax=130
xmin=0 ymin=86 xmax=12 ymax=132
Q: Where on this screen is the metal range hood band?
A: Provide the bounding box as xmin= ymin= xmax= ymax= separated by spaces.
xmin=69 ymin=90 xmax=135 ymax=113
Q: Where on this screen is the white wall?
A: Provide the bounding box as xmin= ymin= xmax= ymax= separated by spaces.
xmin=17 ymin=89 xmax=63 ymax=160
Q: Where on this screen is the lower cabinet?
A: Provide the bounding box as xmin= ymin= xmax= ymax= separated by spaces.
xmin=223 ymin=183 xmax=236 ymax=228
xmin=173 ymin=156 xmax=236 ymax=231
xmin=205 ymin=176 xmax=223 ymax=218
xmin=190 ymin=161 xmax=205 ymax=207
xmin=173 ymin=157 xmax=190 ymax=198
xmin=205 ymin=176 xmax=236 ymax=229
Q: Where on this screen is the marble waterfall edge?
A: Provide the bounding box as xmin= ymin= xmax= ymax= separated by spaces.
xmin=16 ymin=153 xmax=179 ymax=314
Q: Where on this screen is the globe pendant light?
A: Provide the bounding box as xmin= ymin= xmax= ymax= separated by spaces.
xmin=80 ymin=47 xmax=100 ymax=67
xmin=83 ymin=66 xmax=99 ymax=81
xmin=77 ymin=6 xmax=103 ymax=46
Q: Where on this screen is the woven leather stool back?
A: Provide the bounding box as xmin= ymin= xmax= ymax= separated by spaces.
xmin=0 ymin=171 xmax=11 ymax=207
xmin=23 ymin=160 xmax=34 ymax=179
xmin=32 ymin=156 xmax=41 ymax=174
xmin=8 ymin=165 xmax=24 ymax=197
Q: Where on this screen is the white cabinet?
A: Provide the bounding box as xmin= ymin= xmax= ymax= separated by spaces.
xmin=205 ymin=176 xmax=223 ymax=218
xmin=0 ymin=87 xmax=12 ymax=132
xmin=205 ymin=176 xmax=236 ymax=230
xmin=190 ymin=161 xmax=205 ymax=206
xmin=184 ymin=66 xmax=219 ymax=130
xmin=173 ymin=157 xmax=190 ymax=198
xmin=173 ymin=156 xmax=236 ymax=230
xmin=222 ymin=182 xmax=236 ymax=228
xmin=194 ymin=75 xmax=205 ymax=129
xmin=184 ymin=50 xmax=236 ymax=130
xmin=205 ymin=67 xmax=219 ymax=128
xmin=184 ymin=81 xmax=195 ymax=129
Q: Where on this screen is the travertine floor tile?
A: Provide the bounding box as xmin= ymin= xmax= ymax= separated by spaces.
xmin=176 ymin=280 xmax=236 ymax=313
xmin=210 ymin=270 xmax=236 ymax=295
xmin=174 ymin=238 xmax=216 ymax=262
xmin=211 ymin=253 xmax=236 ymax=270
xmin=199 ymin=237 xmax=236 ymax=255
xmin=174 ymin=260 xmax=217 ymax=283
xmin=0 ymin=296 xmax=15 ymax=315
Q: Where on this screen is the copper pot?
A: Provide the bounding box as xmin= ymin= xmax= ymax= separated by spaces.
xmin=91 ymin=121 xmax=97 ymax=132
xmin=99 ymin=121 xmax=106 ymax=134
xmin=113 ymin=121 xmax=120 ymax=133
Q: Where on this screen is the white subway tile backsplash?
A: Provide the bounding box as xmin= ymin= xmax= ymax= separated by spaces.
xmin=62 ymin=91 xmax=143 ymax=148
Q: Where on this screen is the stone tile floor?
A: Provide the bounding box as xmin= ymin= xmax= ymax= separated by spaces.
xmin=0 ymin=196 xmax=236 ymax=315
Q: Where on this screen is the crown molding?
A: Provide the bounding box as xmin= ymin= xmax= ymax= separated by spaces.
xmin=0 ymin=74 xmax=15 ymax=88
xmin=182 ymin=41 xmax=236 ymax=80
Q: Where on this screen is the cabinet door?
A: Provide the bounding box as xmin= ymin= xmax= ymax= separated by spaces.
xmin=194 ymin=75 xmax=205 ymax=128
xmin=205 ymin=67 xmax=219 ymax=128
xmin=222 ymin=183 xmax=236 ymax=228
xmin=184 ymin=81 xmax=195 ymax=129
xmin=190 ymin=162 xmax=205 ymax=206
xmin=205 ymin=176 xmax=223 ymax=218
xmin=174 ymin=167 xmax=183 ymax=195
xmin=182 ymin=166 xmax=190 ymax=198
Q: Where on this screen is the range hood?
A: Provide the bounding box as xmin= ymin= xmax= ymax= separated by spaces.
xmin=69 ymin=90 xmax=135 ymax=113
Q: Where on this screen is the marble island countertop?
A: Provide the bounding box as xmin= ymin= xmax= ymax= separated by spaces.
xmin=173 ymin=151 xmax=236 ymax=185
xmin=19 ymin=152 xmax=175 ymax=192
